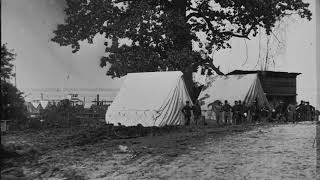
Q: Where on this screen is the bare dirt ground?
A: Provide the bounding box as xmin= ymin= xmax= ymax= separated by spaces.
xmin=1 ymin=122 xmax=317 ymax=180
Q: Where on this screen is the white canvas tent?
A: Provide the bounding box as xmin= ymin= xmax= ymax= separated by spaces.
xmin=198 ymin=74 xmax=270 ymax=113
xmin=31 ymin=101 xmax=40 ymax=109
xmin=105 ymin=71 xmax=193 ymax=127
xmin=24 ymin=102 xmax=39 ymax=114
xmin=40 ymin=100 xmax=49 ymax=109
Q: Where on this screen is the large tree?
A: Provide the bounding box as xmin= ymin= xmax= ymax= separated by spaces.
xmin=0 ymin=44 xmax=26 ymax=121
xmin=52 ymin=0 xmax=311 ymax=99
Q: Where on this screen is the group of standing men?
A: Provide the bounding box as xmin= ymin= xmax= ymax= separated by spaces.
xmin=182 ymin=99 xmax=318 ymax=126
xmin=181 ymin=101 xmax=202 ymax=125
xmin=207 ymin=100 xmax=264 ymax=125
xmin=181 ymin=100 xmax=264 ymax=126
xmin=283 ymin=100 xmax=317 ymax=122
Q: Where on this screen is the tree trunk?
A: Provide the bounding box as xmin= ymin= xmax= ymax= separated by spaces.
xmin=182 ymin=66 xmax=196 ymax=102
xmin=172 ymin=0 xmax=224 ymax=102
xmin=171 ymin=0 xmax=196 ymax=102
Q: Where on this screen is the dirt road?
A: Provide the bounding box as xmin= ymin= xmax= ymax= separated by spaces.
xmin=91 ymin=122 xmax=316 ymax=180
xmin=1 ymin=122 xmax=317 ymax=180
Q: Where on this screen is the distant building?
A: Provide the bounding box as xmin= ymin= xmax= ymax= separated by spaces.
xmin=227 ymin=70 xmax=300 ymax=107
xmin=67 ymin=93 xmax=84 ymax=106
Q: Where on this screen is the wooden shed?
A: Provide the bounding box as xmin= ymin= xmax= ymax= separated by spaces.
xmin=227 ymin=70 xmax=300 ymax=108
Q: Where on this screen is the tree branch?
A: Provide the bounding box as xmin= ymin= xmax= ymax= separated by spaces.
xmin=206 ymin=61 xmax=224 ymax=75
xmin=187 ymin=11 xmax=250 ymax=40
xmin=220 ymin=31 xmax=250 ymax=39
xmin=192 ymin=60 xmax=224 ymax=75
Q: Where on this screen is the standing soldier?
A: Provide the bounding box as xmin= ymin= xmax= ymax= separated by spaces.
xmin=249 ymin=101 xmax=259 ymax=123
xmin=296 ymin=100 xmax=304 ymax=121
xmin=300 ymin=101 xmax=307 ymax=122
xmin=215 ymin=101 xmax=223 ymax=125
xmin=192 ymin=100 xmax=202 ymax=125
xmin=208 ymin=101 xmax=223 ymax=125
xmin=260 ymin=103 xmax=271 ymax=122
xmin=182 ymin=101 xmax=192 ymax=125
xmin=275 ymin=101 xmax=286 ymax=122
xmin=232 ymin=101 xmax=240 ymax=124
xmin=245 ymin=103 xmax=251 ymax=123
xmin=270 ymin=109 xmax=277 ymax=122
xmin=305 ymin=102 xmax=312 ymax=121
xmin=222 ymin=100 xmax=232 ymax=125
xmin=238 ymin=100 xmax=246 ymax=124
xmin=287 ymin=102 xmax=297 ymax=123
xmin=310 ymin=104 xmax=316 ymax=121
xmin=207 ymin=102 xmax=215 ymax=122
xmin=315 ymin=109 xmax=320 ymax=122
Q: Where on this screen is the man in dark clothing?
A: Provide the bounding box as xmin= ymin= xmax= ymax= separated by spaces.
xmin=232 ymin=101 xmax=240 ymax=124
xmin=249 ymin=101 xmax=259 ymax=123
xmin=270 ymin=108 xmax=277 ymax=122
xmin=238 ymin=100 xmax=246 ymax=124
xmin=275 ymin=101 xmax=286 ymax=122
xmin=222 ymin=100 xmax=232 ymax=125
xmin=305 ymin=102 xmax=313 ymax=121
xmin=192 ymin=100 xmax=202 ymax=125
xmin=182 ymin=101 xmax=192 ymax=125
xmin=287 ymin=102 xmax=297 ymax=123
xmin=310 ymin=104 xmax=316 ymax=121
xmin=315 ymin=109 xmax=320 ymax=121
xmin=260 ymin=104 xmax=271 ymax=122
xmin=296 ymin=101 xmax=305 ymax=121
xmin=208 ymin=100 xmax=223 ymax=125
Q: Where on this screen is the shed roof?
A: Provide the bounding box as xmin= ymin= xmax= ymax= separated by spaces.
xmin=227 ymin=70 xmax=301 ymax=78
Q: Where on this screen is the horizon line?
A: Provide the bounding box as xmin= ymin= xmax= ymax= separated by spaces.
xmin=20 ymin=87 xmax=121 ymax=92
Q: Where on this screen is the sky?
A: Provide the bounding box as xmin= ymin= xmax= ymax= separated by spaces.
xmin=1 ymin=0 xmax=123 ymax=90
xmin=1 ymin=0 xmax=317 ymax=106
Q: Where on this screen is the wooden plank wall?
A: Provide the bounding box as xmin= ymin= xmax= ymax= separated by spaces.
xmin=259 ymin=76 xmax=297 ymax=95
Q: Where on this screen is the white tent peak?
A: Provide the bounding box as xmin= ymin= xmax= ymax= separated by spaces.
xmin=105 ymin=71 xmax=193 ymax=127
xmin=198 ymin=74 xmax=270 ymax=112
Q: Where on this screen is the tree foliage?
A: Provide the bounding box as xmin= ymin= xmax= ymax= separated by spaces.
xmin=52 ymin=0 xmax=311 ymax=78
xmin=1 ymin=44 xmax=16 ymax=81
xmin=0 ymin=44 xmax=26 ymax=120
xmin=0 ymin=81 xmax=26 ymax=120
